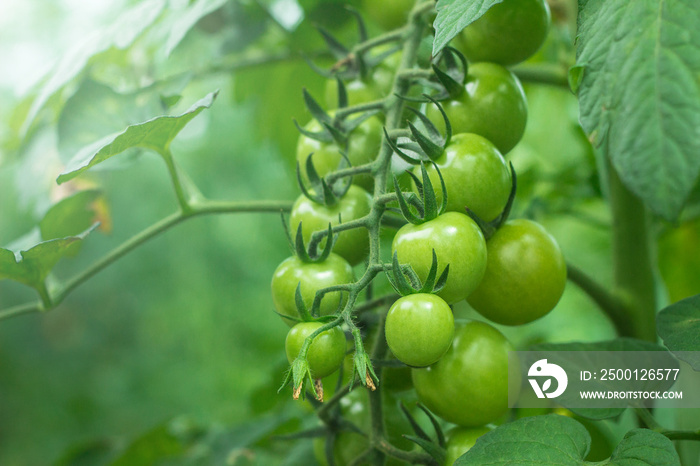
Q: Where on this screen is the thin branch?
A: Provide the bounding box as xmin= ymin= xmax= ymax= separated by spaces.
xmin=566 ymin=262 xmax=632 ymax=337
xmin=512 ymin=63 xmax=570 ymax=89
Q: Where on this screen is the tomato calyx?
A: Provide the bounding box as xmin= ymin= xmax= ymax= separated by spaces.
xmin=430 ymin=46 xmax=468 ymax=101
xmin=464 ymin=162 xmax=518 ymax=240
xmin=386 ymin=249 xmax=449 ymax=296
xmin=281 ymin=214 xmax=337 ymax=264
xmin=297 ymin=152 xmax=353 ymax=206
xmin=398 ymin=401 xmax=448 ymax=464
xmin=393 ymin=161 xmax=448 ymax=224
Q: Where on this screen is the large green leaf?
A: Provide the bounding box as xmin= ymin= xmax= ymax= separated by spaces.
xmin=432 ymin=0 xmax=503 ymax=55
xmin=57 ymin=78 xmax=190 ymax=164
xmin=456 ymin=415 xmax=680 ymax=465
xmin=0 ymin=226 xmax=95 ymax=290
xmin=657 ymin=294 xmax=700 ymax=370
xmin=164 ymin=0 xmax=229 ymax=56
xmin=575 ymin=0 xmax=700 ymax=220
xmin=57 ymin=91 xmax=218 ymax=184
xmin=21 ymin=0 xmax=167 ymax=135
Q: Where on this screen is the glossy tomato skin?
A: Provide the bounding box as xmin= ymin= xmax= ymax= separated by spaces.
xmin=467 ymin=219 xmax=567 ymax=325
xmin=392 ymin=212 xmax=487 ymax=304
xmin=412 ymin=321 xmax=519 ymax=427
xmin=296 ymin=114 xmax=382 ymax=192
xmin=444 ymin=426 xmax=492 ymax=465
xmin=427 ymin=62 xmax=527 ymax=154
xmin=290 ymin=185 xmax=372 ymax=266
xmin=385 ymin=294 xmax=454 ymax=367
xmin=459 ymin=0 xmax=551 ymax=67
xmin=413 ymin=133 xmax=511 ymax=222
xmin=271 ymin=254 xmax=354 ymax=327
xmin=285 ymin=322 xmax=346 ymax=379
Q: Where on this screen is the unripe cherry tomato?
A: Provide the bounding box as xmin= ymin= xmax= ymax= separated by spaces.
xmin=413 ymin=133 xmax=511 ymax=222
xmin=290 ymin=185 xmax=372 ymax=266
xmin=392 ymin=212 xmax=487 ymax=304
xmin=271 ymin=254 xmax=354 ymax=326
xmin=412 ymin=321 xmax=520 ymax=427
xmin=385 ymin=293 xmax=454 ymax=367
xmin=467 ymin=219 xmax=567 ymax=325
xmin=285 ymin=321 xmax=346 ymax=379
xmin=427 ymin=62 xmax=527 ymax=154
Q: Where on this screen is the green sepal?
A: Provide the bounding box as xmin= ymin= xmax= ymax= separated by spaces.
xmin=385 ymin=127 xmax=423 ymax=165
xmin=419 ymin=161 xmax=444 ymax=221
xmin=387 ymin=249 xmax=448 ymax=296
xmin=351 ymin=348 xmax=377 ymax=390
xmin=302 ymin=54 xmax=333 ymax=79
xmin=365 ymin=44 xmax=402 ymax=69
xmin=393 ymin=91 xmax=431 ymax=103
xmin=294 ymin=283 xmax=314 ymax=322
xmin=418 ymin=250 xmax=449 ymax=294
xmin=431 ymin=64 xmax=463 ymax=99
xmin=303 ymin=89 xmax=333 ymax=128
xmin=492 ymin=162 xmax=517 ymax=230
xmin=405 ymin=104 xmax=446 ymax=152
xmin=272 ymin=308 xmax=302 ymax=324
xmin=386 ymin=251 xmax=415 ymax=296
xmin=416 ymin=403 xmax=446 ymax=448
xmin=292 ymin=221 xmax=335 ymax=263
xmin=345 ymin=6 xmax=368 ymax=43
xmin=342 ymin=110 xmax=380 ymax=134
xmin=464 ymin=208 xmax=496 ymax=240
xmin=408 ymin=120 xmax=443 ymax=161
xmin=321 ymin=121 xmax=348 ymax=148
xmin=404 ymin=435 xmax=446 ymax=465
xmin=335 ymin=76 xmax=348 ymax=109
xmin=400 ymin=402 xmax=432 ymax=442
xmin=293 ymin=119 xmax=333 ymax=143
xmin=393 ymin=175 xmax=423 ymax=224
xmin=424 ymin=94 xmax=452 ymax=148
xmin=316 ymin=27 xmax=349 ymax=60
xmin=299 ymin=153 xmax=340 ymax=206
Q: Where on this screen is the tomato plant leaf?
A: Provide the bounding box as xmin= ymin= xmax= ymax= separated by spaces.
xmin=575 ymin=0 xmax=700 ymax=220
xmin=657 ymin=294 xmax=700 ymax=370
xmin=455 ymin=414 xmax=590 ymax=465
xmin=456 ymin=415 xmax=680 ymax=465
xmin=0 ymin=225 xmax=96 ymax=290
xmin=21 ymin=0 xmax=166 ymax=135
xmin=57 ymin=91 xmax=218 ymax=184
xmin=606 ymin=429 xmax=680 ymax=466
xmin=432 ymin=0 xmax=503 ymax=55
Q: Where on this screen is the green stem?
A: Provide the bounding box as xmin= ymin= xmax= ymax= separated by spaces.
xmin=662 ymin=430 xmax=700 ymax=441
xmin=0 ymin=200 xmax=293 ymax=322
xmin=512 ymin=63 xmax=570 ymax=88
xmin=608 ymin=163 xmax=657 ymax=341
xmin=160 ymin=149 xmax=192 ymax=214
xmin=566 ymin=262 xmax=631 ymax=336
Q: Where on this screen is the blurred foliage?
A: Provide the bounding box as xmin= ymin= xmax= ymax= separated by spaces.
xmin=0 ymin=0 xmax=697 ymax=465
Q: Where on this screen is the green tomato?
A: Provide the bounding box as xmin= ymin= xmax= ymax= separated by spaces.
xmin=324 ymin=78 xmax=382 ymax=110
xmin=296 ymin=114 xmax=382 ymax=192
xmin=467 ymin=219 xmax=567 ymax=325
xmin=444 ymin=426 xmax=491 ymax=465
xmin=362 ymin=0 xmax=413 ymax=30
xmin=413 ymin=133 xmax=511 ymax=222
xmin=290 ymin=185 xmax=372 ymax=266
xmin=385 ymin=294 xmax=454 ymax=367
xmin=285 ymin=322 xmax=346 ymax=379
xmin=459 ymin=0 xmax=551 ymax=67
xmin=271 ymin=254 xmax=354 ymax=327
xmin=392 ymin=212 xmax=487 ymax=304
xmin=427 ymin=62 xmax=527 ymax=154
xmin=412 ymin=321 xmax=520 ymax=427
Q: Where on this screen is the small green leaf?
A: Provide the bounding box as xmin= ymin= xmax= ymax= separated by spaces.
xmin=57 ymin=91 xmax=218 ymax=184
xmin=0 ymin=225 xmax=95 ymax=290
xmin=657 ymin=294 xmax=700 ymax=370
xmin=575 ymin=0 xmax=700 ymax=220
xmin=607 ymin=429 xmax=680 ymax=466
xmin=455 ymin=415 xmax=590 ymax=465
xmin=432 ymin=0 xmax=503 ymax=55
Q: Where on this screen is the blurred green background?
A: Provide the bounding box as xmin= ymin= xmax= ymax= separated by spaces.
xmin=0 ymin=0 xmax=698 ymax=465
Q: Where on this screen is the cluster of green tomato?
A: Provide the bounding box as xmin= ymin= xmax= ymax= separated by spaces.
xmin=271 ymin=0 xmax=560 ymax=463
